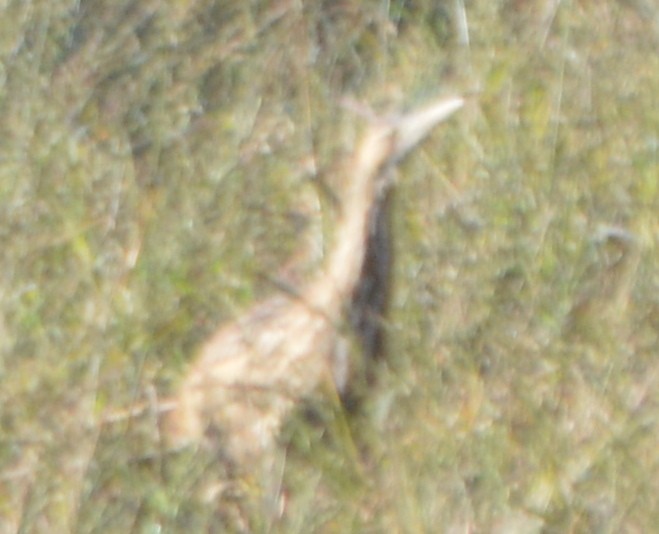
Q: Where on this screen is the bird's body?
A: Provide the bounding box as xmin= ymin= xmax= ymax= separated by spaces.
xmin=163 ymin=96 xmax=463 ymax=466
xmin=164 ymin=292 xmax=334 ymax=463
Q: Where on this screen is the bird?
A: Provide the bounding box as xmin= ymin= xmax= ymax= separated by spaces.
xmin=162 ymin=96 xmax=464 ymax=468
xmin=341 ymin=184 xmax=394 ymax=401
xmin=563 ymin=225 xmax=640 ymax=342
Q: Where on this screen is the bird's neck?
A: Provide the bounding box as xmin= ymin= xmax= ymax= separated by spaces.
xmin=306 ymin=130 xmax=392 ymax=318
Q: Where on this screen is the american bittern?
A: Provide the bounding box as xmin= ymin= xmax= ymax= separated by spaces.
xmin=163 ymin=96 xmax=463 ymax=467
xmin=564 ymin=225 xmax=640 ymax=341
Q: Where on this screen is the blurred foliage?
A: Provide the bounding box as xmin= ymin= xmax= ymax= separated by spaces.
xmin=0 ymin=0 xmax=658 ymax=532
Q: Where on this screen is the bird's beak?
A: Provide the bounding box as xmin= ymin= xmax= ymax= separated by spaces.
xmin=392 ymin=96 xmax=464 ymax=162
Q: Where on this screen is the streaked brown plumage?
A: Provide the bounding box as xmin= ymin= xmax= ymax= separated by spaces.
xmin=351 ymin=184 xmax=393 ymax=362
xmin=335 ymin=184 xmax=393 ymax=406
xmin=163 ymin=96 xmax=463 ymax=467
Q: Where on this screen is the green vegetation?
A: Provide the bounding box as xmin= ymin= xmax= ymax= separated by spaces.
xmin=1 ymin=0 xmax=657 ymax=532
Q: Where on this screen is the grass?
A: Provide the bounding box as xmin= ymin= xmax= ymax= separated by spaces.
xmin=1 ymin=0 xmax=658 ymax=532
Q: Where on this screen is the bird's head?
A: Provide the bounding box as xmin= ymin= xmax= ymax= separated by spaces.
xmin=389 ymin=96 xmax=464 ymax=163
xmin=353 ymin=96 xmax=464 ymax=194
